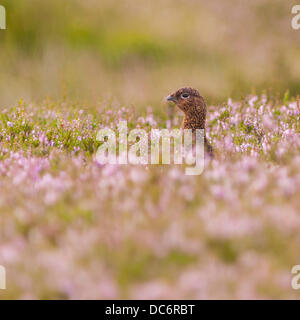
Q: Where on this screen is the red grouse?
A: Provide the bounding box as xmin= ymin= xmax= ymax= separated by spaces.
xmin=166 ymin=87 xmax=214 ymax=157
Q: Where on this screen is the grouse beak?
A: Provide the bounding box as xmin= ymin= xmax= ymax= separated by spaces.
xmin=165 ymin=95 xmax=177 ymax=103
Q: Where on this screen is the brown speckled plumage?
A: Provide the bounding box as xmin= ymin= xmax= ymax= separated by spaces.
xmin=166 ymin=87 xmax=214 ymax=157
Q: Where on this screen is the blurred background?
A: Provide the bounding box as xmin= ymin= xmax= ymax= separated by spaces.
xmin=0 ymin=0 xmax=300 ymax=108
xmin=0 ymin=0 xmax=300 ymax=300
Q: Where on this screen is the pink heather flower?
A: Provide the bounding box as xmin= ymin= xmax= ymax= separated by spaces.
xmin=39 ymin=133 xmax=48 ymax=144
xmin=129 ymin=168 xmax=148 ymax=183
xmin=224 ymin=136 xmax=234 ymax=151
xmin=276 ymin=145 xmax=285 ymax=158
xmin=261 ymin=95 xmax=268 ymax=104
xmin=227 ymin=98 xmax=233 ymax=107
xmin=44 ymin=191 xmax=59 ymax=205
xmin=146 ymin=106 xmax=153 ymax=114
xmin=280 ymin=106 xmax=287 ymax=113
xmin=102 ymin=164 xmax=119 ymax=177
xmin=168 ymin=168 xmax=182 ymax=180
xmin=137 ymin=117 xmax=145 ymax=124
xmin=230 ymin=114 xmax=239 ymax=126
xmin=248 ymin=96 xmax=258 ymax=107
xmin=204 ymin=213 xmax=261 ymax=238
xmin=130 ymin=281 xmax=171 ymax=300
xmin=211 ymin=185 xmax=225 ymax=199
xmin=145 ymin=115 xmax=157 ymax=126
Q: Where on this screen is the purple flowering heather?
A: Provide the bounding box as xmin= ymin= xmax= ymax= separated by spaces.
xmin=0 ymin=95 xmax=299 ymax=299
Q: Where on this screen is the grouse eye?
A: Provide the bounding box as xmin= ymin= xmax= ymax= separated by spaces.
xmin=181 ymin=93 xmax=190 ymax=99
